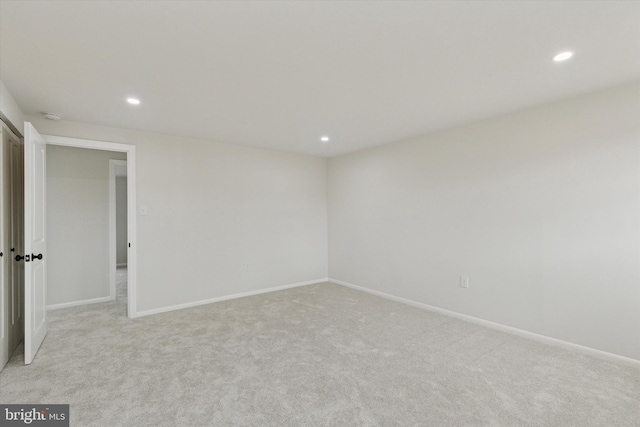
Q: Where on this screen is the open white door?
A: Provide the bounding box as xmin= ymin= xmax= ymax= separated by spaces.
xmin=24 ymin=122 xmax=47 ymax=365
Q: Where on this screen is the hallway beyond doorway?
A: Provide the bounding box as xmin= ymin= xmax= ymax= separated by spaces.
xmin=116 ymin=266 xmax=128 ymax=305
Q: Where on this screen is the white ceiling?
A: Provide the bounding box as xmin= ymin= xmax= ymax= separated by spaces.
xmin=1 ymin=1 xmax=639 ymax=157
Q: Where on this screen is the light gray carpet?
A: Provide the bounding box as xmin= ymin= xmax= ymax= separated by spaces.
xmin=1 ymin=272 xmax=639 ymax=426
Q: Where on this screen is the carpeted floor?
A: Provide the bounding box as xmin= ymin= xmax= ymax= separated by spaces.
xmin=1 ymin=271 xmax=639 ymax=426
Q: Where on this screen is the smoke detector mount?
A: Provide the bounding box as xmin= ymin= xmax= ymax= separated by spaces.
xmin=43 ymin=112 xmax=61 ymax=121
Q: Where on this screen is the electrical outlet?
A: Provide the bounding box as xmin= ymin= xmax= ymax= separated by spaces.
xmin=460 ymin=276 xmax=469 ymax=288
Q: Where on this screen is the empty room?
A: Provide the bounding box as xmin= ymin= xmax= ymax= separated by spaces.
xmin=0 ymin=1 xmax=639 ymax=426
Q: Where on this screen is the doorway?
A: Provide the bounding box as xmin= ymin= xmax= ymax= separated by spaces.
xmin=44 ymin=135 xmax=137 ymax=318
xmin=109 ymin=159 xmax=128 ymax=309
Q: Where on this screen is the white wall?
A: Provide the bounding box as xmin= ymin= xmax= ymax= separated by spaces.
xmin=328 ymin=82 xmax=640 ymax=361
xmin=0 ymin=80 xmax=24 ymax=137
xmin=116 ymin=176 xmax=128 ymax=265
xmin=47 ymin=146 xmax=126 ymax=306
xmin=28 ymin=115 xmax=329 ymax=314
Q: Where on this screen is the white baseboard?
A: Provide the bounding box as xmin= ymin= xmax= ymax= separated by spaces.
xmin=329 ymin=278 xmax=640 ymax=369
xmin=116 ymin=263 xmax=128 ymax=267
xmin=47 ymin=296 xmax=112 ymax=311
xmin=136 ymin=278 xmax=329 ymax=318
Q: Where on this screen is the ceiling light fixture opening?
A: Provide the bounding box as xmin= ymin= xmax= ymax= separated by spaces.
xmin=320 ymin=136 xmax=330 ymax=142
xmin=553 ymin=51 xmax=573 ymax=62
xmin=126 ymin=97 xmax=141 ymax=105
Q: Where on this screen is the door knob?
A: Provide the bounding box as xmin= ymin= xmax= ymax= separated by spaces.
xmin=15 ymin=255 xmax=24 ymax=261
xmin=32 ymin=254 xmax=43 ymax=260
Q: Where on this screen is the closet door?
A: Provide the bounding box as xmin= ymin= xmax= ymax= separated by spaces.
xmin=0 ymin=124 xmax=8 ymax=370
xmin=9 ymin=128 xmax=24 ymax=356
xmin=0 ymin=122 xmax=26 ymax=371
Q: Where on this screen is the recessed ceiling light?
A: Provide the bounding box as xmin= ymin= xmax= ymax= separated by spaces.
xmin=320 ymin=136 xmax=330 ymax=142
xmin=553 ymin=51 xmax=573 ymax=62
xmin=126 ymin=97 xmax=141 ymax=105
